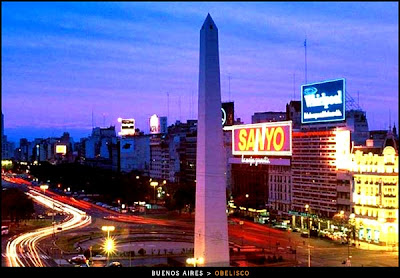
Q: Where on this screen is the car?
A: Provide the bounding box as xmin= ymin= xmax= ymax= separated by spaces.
xmin=79 ymin=263 xmax=89 ymax=267
xmin=301 ymin=232 xmax=310 ymax=238
xmin=106 ymin=262 xmax=122 ymax=267
xmin=68 ymin=255 xmax=87 ymax=265
xmin=292 ymin=227 xmax=301 ymax=232
xmin=92 ymin=254 xmax=107 ymax=261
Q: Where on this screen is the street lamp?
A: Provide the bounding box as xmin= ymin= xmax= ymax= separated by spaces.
xmin=40 ymin=184 xmax=49 ymax=195
xmin=102 ymin=226 xmax=116 ymax=265
xmin=305 ymin=204 xmax=311 ymax=267
xmin=150 ymin=181 xmax=158 ymax=204
xmin=186 ymin=257 xmax=204 ymax=267
xmin=101 ymin=225 xmax=115 ymax=238
xmin=103 ymin=237 xmax=115 ymax=265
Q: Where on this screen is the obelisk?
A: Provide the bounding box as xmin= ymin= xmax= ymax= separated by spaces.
xmin=194 ymin=14 xmax=230 ymax=267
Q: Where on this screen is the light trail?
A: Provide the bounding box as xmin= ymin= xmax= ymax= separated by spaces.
xmin=6 ymin=189 xmax=91 ymax=267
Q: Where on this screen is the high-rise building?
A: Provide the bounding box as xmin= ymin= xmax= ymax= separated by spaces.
xmin=149 ymin=134 xmax=170 ymax=180
xmin=291 ymin=128 xmax=352 ymax=220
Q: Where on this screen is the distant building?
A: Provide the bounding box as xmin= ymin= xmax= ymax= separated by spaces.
xmin=120 ymin=135 xmax=151 ymax=174
xmin=346 ymin=109 xmax=369 ymax=146
xmin=251 ymin=111 xmax=286 ymax=124
xmin=149 ymin=134 xmax=170 ymax=180
xmin=84 ymin=126 xmax=118 ymax=170
xmin=168 ymin=120 xmax=197 ymax=185
xmin=286 ymin=101 xmax=301 ymax=129
xmin=1 ymin=113 xmax=15 ymax=160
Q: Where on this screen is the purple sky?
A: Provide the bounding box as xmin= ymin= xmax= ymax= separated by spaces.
xmin=2 ymin=2 xmax=398 ymax=143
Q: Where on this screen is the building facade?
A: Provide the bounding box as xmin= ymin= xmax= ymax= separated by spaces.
xmin=351 ymin=142 xmax=398 ymax=246
xmin=291 ymin=128 xmax=352 ymax=219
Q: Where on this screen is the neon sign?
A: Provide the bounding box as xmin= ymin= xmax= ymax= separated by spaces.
xmin=231 ymin=121 xmax=292 ymax=156
xmin=301 ymin=78 xmax=345 ymax=124
xmin=241 ymin=155 xmax=270 ymax=166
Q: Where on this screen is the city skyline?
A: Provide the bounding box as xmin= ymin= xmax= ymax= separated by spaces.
xmin=2 ymin=2 xmax=398 ymax=143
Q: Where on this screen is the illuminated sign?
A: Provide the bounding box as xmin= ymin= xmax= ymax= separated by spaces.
xmin=231 ymin=121 xmax=292 ymax=156
xmin=301 ymin=78 xmax=345 ymax=124
xmin=288 ymin=210 xmax=317 ymax=218
xmin=241 ymin=155 xmax=270 ymax=166
xmin=150 ymin=114 xmax=160 ymax=134
xmin=118 ymin=118 xmax=135 ymax=136
xmin=222 ymin=102 xmax=234 ymax=127
xmin=55 ymin=145 xmax=67 ymax=155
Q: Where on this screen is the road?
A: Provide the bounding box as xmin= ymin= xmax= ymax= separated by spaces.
xmin=3 ymin=176 xmax=398 ymax=267
xmin=5 ymin=188 xmax=91 ymax=267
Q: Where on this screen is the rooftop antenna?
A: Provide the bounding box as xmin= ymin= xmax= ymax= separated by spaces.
xmin=91 ymin=109 xmax=94 ymax=129
xmin=293 ymin=72 xmax=296 ymax=100
xmin=179 ymin=95 xmax=182 ymax=121
xmin=357 ymin=91 xmax=360 ymax=107
xmin=228 ymin=74 xmax=231 ymax=101
xmin=191 ymin=90 xmax=194 ymax=119
xmin=103 ymin=113 xmax=106 ymax=127
xmin=167 ymin=92 xmax=170 ymax=120
xmin=389 ymin=109 xmax=391 ymax=130
xmin=304 ymin=37 xmax=307 ymax=84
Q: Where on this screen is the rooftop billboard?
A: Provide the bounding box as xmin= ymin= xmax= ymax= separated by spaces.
xmin=231 ymin=121 xmax=292 ymax=156
xmin=118 ymin=118 xmax=135 ymax=136
xmin=301 ymin=78 xmax=345 ymax=124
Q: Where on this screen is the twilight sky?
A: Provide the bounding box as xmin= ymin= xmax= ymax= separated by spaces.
xmin=2 ymin=2 xmax=398 ymax=143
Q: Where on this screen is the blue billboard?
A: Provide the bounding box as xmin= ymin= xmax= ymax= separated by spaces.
xmin=301 ymin=78 xmax=345 ymax=124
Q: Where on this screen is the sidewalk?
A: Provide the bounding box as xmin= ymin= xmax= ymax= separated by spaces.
xmin=355 ymin=241 xmax=398 ymax=252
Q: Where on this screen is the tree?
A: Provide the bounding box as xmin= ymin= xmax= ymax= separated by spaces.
xmin=2 ymin=188 xmax=35 ymax=223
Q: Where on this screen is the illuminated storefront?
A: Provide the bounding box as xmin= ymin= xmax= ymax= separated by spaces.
xmin=351 ymin=145 xmax=398 ymax=246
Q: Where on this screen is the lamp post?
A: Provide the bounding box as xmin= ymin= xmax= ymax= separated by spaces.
xmin=102 ymin=225 xmax=115 ymax=265
xmin=102 ymin=225 xmax=115 ymax=238
xmin=150 ymin=181 xmax=158 ymax=205
xmin=305 ymin=204 xmax=311 ymax=267
xmin=245 ymin=194 xmax=249 ymax=217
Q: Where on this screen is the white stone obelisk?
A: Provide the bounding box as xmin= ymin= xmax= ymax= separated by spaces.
xmin=194 ymin=14 xmax=230 ymax=267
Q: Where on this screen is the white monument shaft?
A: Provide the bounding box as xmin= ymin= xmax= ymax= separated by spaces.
xmin=194 ymin=14 xmax=230 ymax=267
